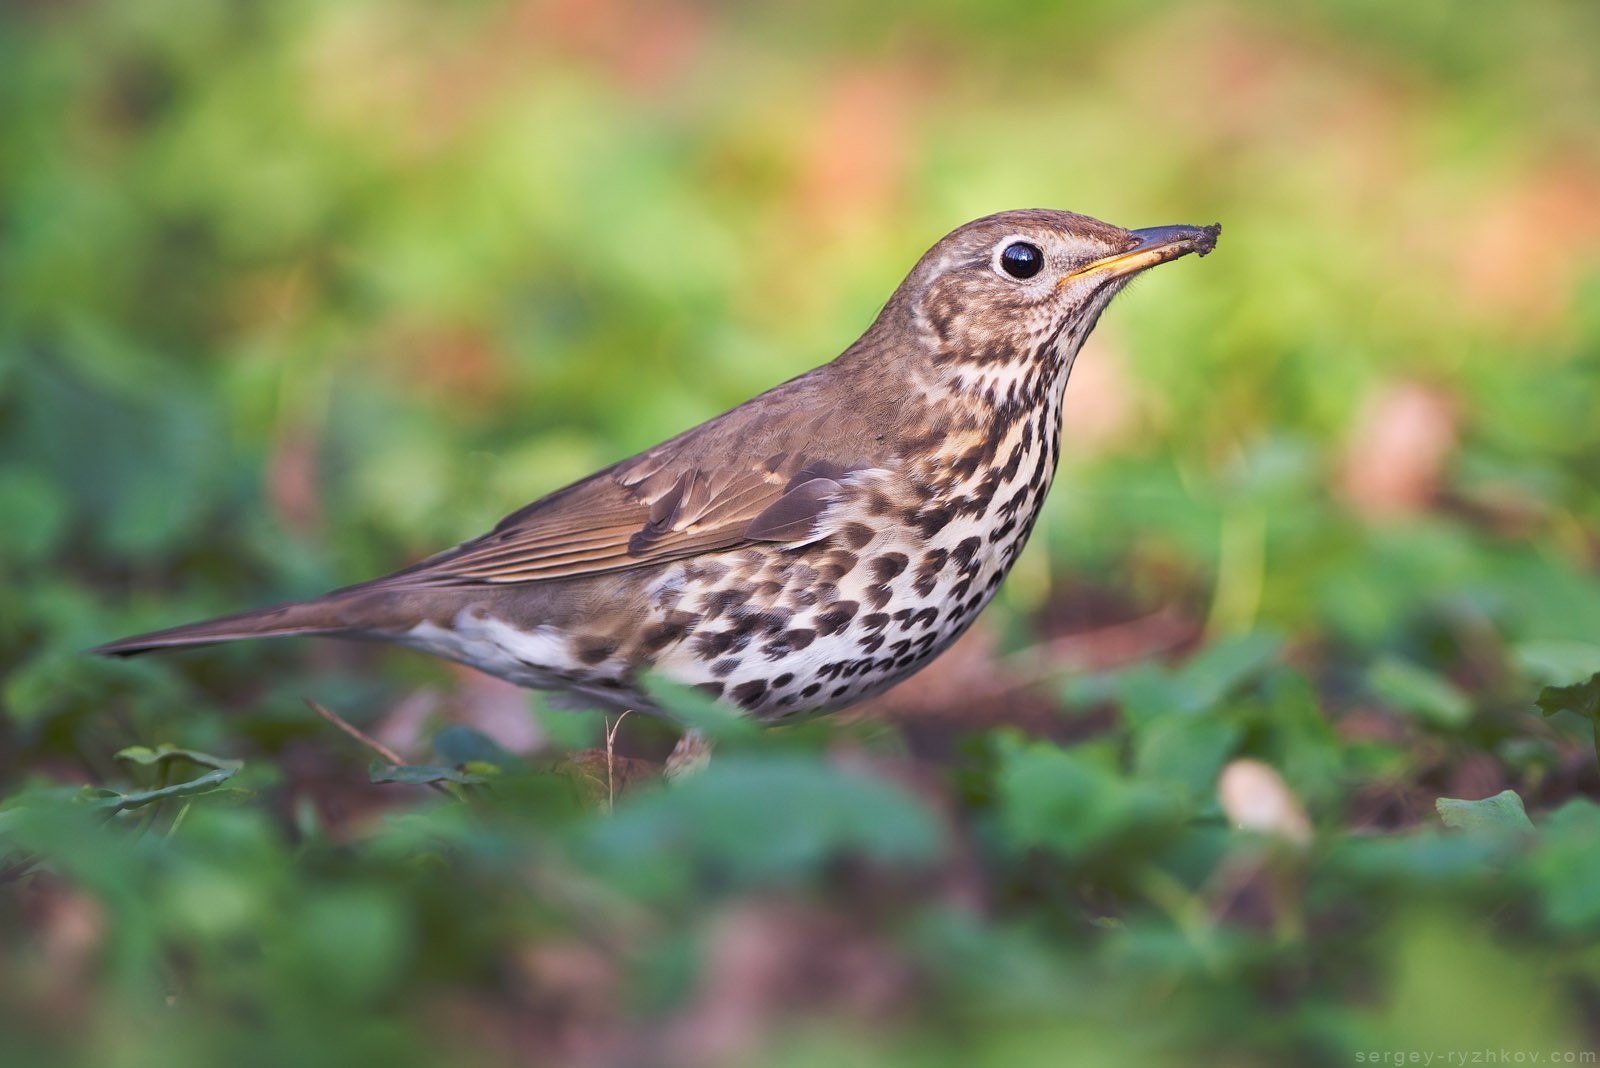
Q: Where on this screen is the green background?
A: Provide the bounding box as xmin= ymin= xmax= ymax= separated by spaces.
xmin=3 ymin=1 xmax=1600 ymax=1064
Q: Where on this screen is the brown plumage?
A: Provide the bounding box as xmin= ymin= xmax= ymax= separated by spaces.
xmin=97 ymin=209 xmax=1219 ymax=719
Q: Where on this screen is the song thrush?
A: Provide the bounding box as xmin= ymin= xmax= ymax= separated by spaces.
xmin=98 ymin=209 xmax=1219 ymax=720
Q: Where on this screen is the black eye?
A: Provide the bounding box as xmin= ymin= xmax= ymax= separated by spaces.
xmin=999 ymin=241 xmax=1043 ymax=279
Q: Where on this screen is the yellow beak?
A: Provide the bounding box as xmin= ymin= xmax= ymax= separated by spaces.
xmin=1063 ymin=223 xmax=1221 ymax=285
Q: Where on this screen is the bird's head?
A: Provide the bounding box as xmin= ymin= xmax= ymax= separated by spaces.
xmin=877 ymin=208 xmax=1219 ymax=406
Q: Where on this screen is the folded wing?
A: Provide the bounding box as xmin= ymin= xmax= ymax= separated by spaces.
xmin=374 ymin=449 xmax=865 ymax=588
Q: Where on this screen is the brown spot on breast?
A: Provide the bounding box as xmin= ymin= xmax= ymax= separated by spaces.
xmin=913 ymin=505 xmax=953 ymax=538
xmin=1001 ymin=442 xmax=1025 ymax=482
xmin=869 ymin=552 xmax=909 ymax=583
xmin=694 ymin=630 xmax=736 ymax=659
xmin=683 ymin=561 xmax=730 ymax=584
xmin=699 ymin=588 xmax=751 ymax=620
xmin=731 ymin=679 xmax=769 ymax=707
xmin=814 ymin=601 xmax=859 ymax=635
xmin=913 ymin=549 xmax=948 ymax=596
xmin=576 ymin=636 xmax=620 ymax=666
xmin=987 ymin=517 xmax=1016 ymax=543
xmin=818 ymin=551 xmax=858 ymax=583
xmin=838 ymin=522 xmax=875 ymax=550
xmin=951 ymin=536 xmax=982 ymax=573
xmin=782 ymin=628 xmax=816 ymax=650
xmin=639 ymin=616 xmax=694 ymax=656
xmin=730 ymin=608 xmax=793 ymax=639
xmin=950 ymin=446 xmax=984 ymax=479
xmin=998 ymin=483 xmax=1030 ymax=519
xmin=950 ymin=492 xmax=984 ymax=518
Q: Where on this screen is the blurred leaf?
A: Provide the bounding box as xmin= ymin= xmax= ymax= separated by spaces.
xmin=91 ymin=764 xmax=242 ymax=811
xmin=1367 ymin=656 xmax=1472 ymax=728
xmin=369 ymin=763 xmax=486 ymax=786
xmin=1513 ymin=641 xmax=1600 ymax=688
xmin=994 ymin=737 xmax=1184 ymax=862
xmin=1526 ymin=800 xmax=1600 ymax=931
xmin=1535 ymin=671 xmax=1600 ymax=759
xmin=0 ymin=465 xmax=68 ymax=564
xmin=8 ymin=356 xmax=228 ymax=557
xmin=432 ymin=725 xmax=520 ymax=772
xmin=584 ymin=754 xmax=940 ymax=888
xmin=640 ymin=673 xmax=761 ymax=745
xmin=1329 ymin=830 xmax=1512 ymax=884
xmin=1435 ymin=790 xmax=1533 ymax=835
xmin=1535 ymin=672 xmax=1600 ymax=721
xmin=1253 ymin=669 xmax=1344 ymax=807
xmin=1133 ymin=715 xmax=1241 ymax=802
xmin=115 ymin=744 xmax=242 ymax=771
xmin=1360 ymin=911 xmax=1583 ymax=1052
xmin=1173 ymin=631 xmax=1285 ymax=713
xmin=292 ymin=889 xmax=411 ymax=1005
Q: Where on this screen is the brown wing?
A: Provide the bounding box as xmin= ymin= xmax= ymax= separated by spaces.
xmin=371 ymin=444 xmax=865 ymax=588
xmin=353 ymin=357 xmax=900 ymax=590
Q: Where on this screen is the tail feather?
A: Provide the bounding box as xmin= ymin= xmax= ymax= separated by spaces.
xmin=93 ymin=599 xmax=354 ymax=657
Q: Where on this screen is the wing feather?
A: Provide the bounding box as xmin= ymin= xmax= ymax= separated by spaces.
xmin=379 ymin=452 xmax=863 ymax=587
xmin=345 ymin=361 xmax=896 ymax=591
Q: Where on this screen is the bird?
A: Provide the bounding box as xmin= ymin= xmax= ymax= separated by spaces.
xmin=97 ymin=209 xmax=1219 ymax=722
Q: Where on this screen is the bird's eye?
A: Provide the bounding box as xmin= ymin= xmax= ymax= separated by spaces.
xmin=999 ymin=241 xmax=1044 ymax=280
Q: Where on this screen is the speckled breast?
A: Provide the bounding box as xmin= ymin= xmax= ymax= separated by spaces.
xmin=646 ymin=401 xmax=1062 ymax=720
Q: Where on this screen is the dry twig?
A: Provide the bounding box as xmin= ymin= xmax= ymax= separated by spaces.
xmin=303 ymin=697 xmax=452 ymax=797
xmin=603 ymin=711 xmax=632 ymax=812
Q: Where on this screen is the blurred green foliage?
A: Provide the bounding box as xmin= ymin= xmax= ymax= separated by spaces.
xmin=3 ymin=0 xmax=1600 ymax=1064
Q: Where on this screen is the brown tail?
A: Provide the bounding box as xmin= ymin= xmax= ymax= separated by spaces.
xmin=93 ymin=598 xmax=359 ymax=657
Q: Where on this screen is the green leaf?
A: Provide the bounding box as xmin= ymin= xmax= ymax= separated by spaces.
xmin=0 ymin=465 xmax=67 ymax=564
xmin=432 ymin=725 xmax=520 ymax=772
xmin=1513 ymin=641 xmax=1600 ymax=688
xmin=1535 ymin=672 xmax=1600 ymax=721
xmin=1106 ymin=663 xmax=1183 ymax=731
xmin=1367 ymin=656 xmax=1472 ymax=728
xmin=994 ymin=738 xmax=1185 ymax=862
xmin=1536 ymin=671 xmax=1600 ymax=764
xmin=91 ymin=766 xmax=242 ymax=811
xmin=294 ymin=889 xmax=411 ymax=1005
xmin=1436 ymin=790 xmax=1534 ymax=835
xmin=368 ymin=763 xmax=487 ymax=786
xmin=1535 ymin=671 xmax=1600 ymax=760
xmin=115 ymin=744 xmax=242 ymax=771
xmin=1133 ymin=715 xmax=1241 ymax=802
xmin=640 ymin=674 xmax=760 ymax=744
xmin=584 ymin=755 xmax=940 ymax=888
xmin=88 ymin=745 xmax=245 ymax=811
xmin=1173 ymin=631 xmax=1284 ymax=713
xmin=1527 ymin=800 xmax=1600 ymax=930
xmin=1329 ymin=830 xmax=1511 ymax=884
